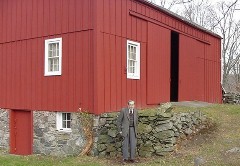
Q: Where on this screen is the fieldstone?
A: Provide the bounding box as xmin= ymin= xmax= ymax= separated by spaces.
xmin=180 ymin=117 xmax=186 ymax=122
xmin=155 ymin=120 xmax=171 ymax=125
xmin=93 ymin=117 xmax=99 ymax=127
xmin=98 ymin=144 xmax=107 ymax=152
xmin=63 ymin=145 xmax=73 ymax=154
xmin=184 ymin=128 xmax=193 ymax=135
xmin=35 ymin=128 xmax=44 ymax=137
xmin=108 ymin=129 xmax=117 ymax=137
xmin=226 ymin=147 xmax=240 ymax=153
xmin=139 ymin=142 xmax=154 ymax=152
xmin=106 ymin=144 xmax=116 ymax=152
xmin=99 ymin=127 xmax=108 ymax=135
xmin=99 ymin=118 xmax=107 ymax=126
xmin=98 ymin=135 xmax=110 ymax=144
xmin=100 ymin=113 xmax=109 ymax=118
xmin=154 ymin=145 xmax=163 ymax=153
xmin=138 ymin=123 xmax=152 ymax=134
xmin=149 ymin=116 xmax=157 ymax=121
xmin=155 ymin=122 xmax=173 ymax=132
xmin=76 ymin=137 xmax=84 ymax=146
xmin=98 ymin=151 xmax=107 ymax=157
xmin=156 ymin=151 xmax=167 ymax=156
xmin=163 ymin=137 xmax=176 ymax=144
xmin=194 ymin=156 xmax=205 ymax=166
xmin=158 ymin=102 xmax=173 ymax=113
xmin=157 ymin=112 xmax=172 ymax=119
xmin=109 ymin=151 xmax=118 ymax=157
xmin=162 ymin=146 xmax=174 ymax=152
xmin=154 ymin=130 xmax=175 ymax=140
xmin=115 ymin=142 xmax=122 ymax=148
xmin=139 ymin=117 xmax=149 ymax=123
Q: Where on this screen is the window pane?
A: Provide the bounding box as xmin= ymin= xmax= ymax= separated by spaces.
xmin=52 ymin=49 xmax=56 ymax=57
xmin=49 ymin=44 xmax=52 ymax=51
xmin=67 ymin=113 xmax=71 ymax=120
xmin=130 ymin=46 xmax=134 ymax=54
xmin=49 ymin=50 xmax=53 ymax=57
xmin=62 ymin=121 xmax=66 ymax=128
xmin=57 ymin=43 xmax=59 ymax=53
xmin=54 ymin=58 xmax=59 ymax=71
xmin=129 ymin=52 xmax=131 ymax=59
xmin=48 ymin=59 xmax=53 ymax=72
xmin=57 ymin=46 xmax=59 ymax=57
xmin=67 ymin=121 xmax=71 ymax=128
xmin=128 ymin=67 xmax=131 ymax=73
xmin=52 ymin=43 xmax=56 ymax=52
xmin=130 ymin=60 xmax=133 ymax=67
xmin=62 ymin=113 xmax=66 ymax=120
xmin=133 ymin=53 xmax=136 ymax=60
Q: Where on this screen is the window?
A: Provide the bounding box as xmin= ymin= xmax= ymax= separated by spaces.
xmin=127 ymin=40 xmax=140 ymax=79
xmin=56 ymin=112 xmax=71 ymax=132
xmin=45 ymin=38 xmax=62 ymax=76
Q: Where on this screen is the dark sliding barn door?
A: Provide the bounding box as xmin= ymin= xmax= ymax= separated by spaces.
xmin=170 ymin=31 xmax=179 ymax=102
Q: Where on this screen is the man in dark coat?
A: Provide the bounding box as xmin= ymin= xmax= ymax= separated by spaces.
xmin=117 ymin=100 xmax=138 ymax=163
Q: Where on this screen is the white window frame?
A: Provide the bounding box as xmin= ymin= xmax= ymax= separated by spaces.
xmin=56 ymin=112 xmax=72 ymax=132
xmin=45 ymin=38 xmax=62 ymax=76
xmin=127 ymin=40 xmax=140 ymax=79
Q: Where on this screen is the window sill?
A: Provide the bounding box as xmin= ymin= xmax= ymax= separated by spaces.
xmin=57 ymin=129 xmax=72 ymax=132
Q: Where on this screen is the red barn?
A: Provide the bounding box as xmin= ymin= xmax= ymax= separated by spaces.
xmin=0 ymin=0 xmax=221 ymax=155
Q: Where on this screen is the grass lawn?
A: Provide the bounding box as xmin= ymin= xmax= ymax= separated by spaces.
xmin=1 ymin=104 xmax=240 ymax=166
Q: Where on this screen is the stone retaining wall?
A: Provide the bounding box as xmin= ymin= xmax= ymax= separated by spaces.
xmin=0 ymin=109 xmax=9 ymax=151
xmin=95 ymin=105 xmax=208 ymax=157
xmin=0 ymin=106 xmax=209 ymax=157
xmin=223 ymin=92 xmax=240 ymax=104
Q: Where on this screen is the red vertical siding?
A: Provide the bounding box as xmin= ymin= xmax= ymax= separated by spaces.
xmin=0 ymin=0 xmax=93 ymax=43
xmin=0 ymin=0 xmax=3 ymax=43
xmin=95 ymin=0 xmax=150 ymax=113
xmin=147 ymin=22 xmax=171 ymax=104
xmin=116 ymin=36 xmax=122 ymax=109
xmin=179 ymin=35 xmax=192 ymax=100
xmin=0 ymin=0 xmax=94 ymax=113
xmin=26 ymin=0 xmax=32 ymax=39
xmin=32 ymin=0 xmax=38 ymax=38
xmin=179 ymin=34 xmax=221 ymax=103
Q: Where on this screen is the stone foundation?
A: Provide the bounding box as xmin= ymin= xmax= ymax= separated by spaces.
xmin=0 ymin=109 xmax=9 ymax=151
xmin=33 ymin=111 xmax=86 ymax=156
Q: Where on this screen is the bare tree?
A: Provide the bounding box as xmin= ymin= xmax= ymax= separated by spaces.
xmin=214 ymin=1 xmax=240 ymax=90
xmin=180 ymin=0 xmax=215 ymax=28
xmin=148 ymin=0 xmax=193 ymax=10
